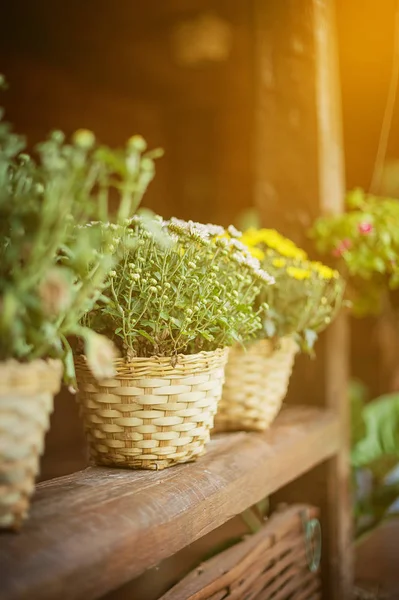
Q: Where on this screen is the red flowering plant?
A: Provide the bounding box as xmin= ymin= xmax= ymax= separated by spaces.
xmin=310 ymin=188 xmax=399 ymax=316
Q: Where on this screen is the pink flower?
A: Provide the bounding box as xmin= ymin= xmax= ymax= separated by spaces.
xmin=358 ymin=222 xmax=373 ymax=235
xmin=332 ymin=238 xmax=352 ymax=257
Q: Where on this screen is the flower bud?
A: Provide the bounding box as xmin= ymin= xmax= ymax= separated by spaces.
xmin=73 ymin=129 xmax=95 ymax=148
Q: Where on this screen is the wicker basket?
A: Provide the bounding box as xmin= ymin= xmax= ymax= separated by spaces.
xmin=214 ymin=337 xmax=298 ymax=432
xmin=0 ymin=359 xmax=62 ymax=530
xmin=75 ymin=348 xmax=229 ymax=470
xmin=159 ymin=504 xmax=321 ymax=600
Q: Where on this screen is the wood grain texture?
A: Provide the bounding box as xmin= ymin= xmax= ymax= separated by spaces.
xmin=0 ymin=406 xmax=338 ymax=600
xmin=253 ymin=1 xmax=352 ymax=598
xmin=313 ymin=2 xmax=353 ymax=598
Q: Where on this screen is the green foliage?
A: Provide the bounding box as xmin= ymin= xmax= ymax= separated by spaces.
xmin=352 ymin=393 xmax=399 ymax=473
xmin=0 ymin=91 xmax=160 ymax=381
xmin=311 ymin=188 xmax=399 ymax=316
xmin=351 ymin=384 xmax=399 ymax=538
xmin=85 ymin=217 xmax=273 ymax=357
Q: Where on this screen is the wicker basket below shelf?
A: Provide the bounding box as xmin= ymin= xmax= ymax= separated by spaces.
xmin=75 ymin=348 xmax=229 ymax=470
xmin=159 ymin=504 xmax=321 ymax=600
xmin=0 ymin=359 xmax=62 ymax=530
xmin=214 ymin=337 xmax=298 ymax=433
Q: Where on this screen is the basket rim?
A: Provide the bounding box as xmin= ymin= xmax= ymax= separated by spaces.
xmin=75 ymin=347 xmax=230 ymax=379
xmin=230 ymin=336 xmax=299 ymax=356
xmin=0 ymin=358 xmax=63 ymax=395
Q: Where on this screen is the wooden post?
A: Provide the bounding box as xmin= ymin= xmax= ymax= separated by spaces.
xmin=253 ymin=1 xmax=352 ymax=598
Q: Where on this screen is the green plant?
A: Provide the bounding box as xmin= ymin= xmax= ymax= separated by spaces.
xmin=237 ymin=228 xmax=345 ymax=352
xmin=0 ymin=90 xmax=160 ymax=382
xmin=351 ymin=381 xmax=399 ymax=539
xmin=85 ymin=217 xmax=273 ymax=358
xmin=311 ymin=188 xmax=399 ymax=316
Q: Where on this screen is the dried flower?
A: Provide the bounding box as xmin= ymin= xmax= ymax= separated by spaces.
xmin=85 ymin=331 xmax=119 ymax=380
xmin=38 ymin=268 xmax=71 ymax=316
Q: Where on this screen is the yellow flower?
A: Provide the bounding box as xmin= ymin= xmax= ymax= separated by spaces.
xmin=272 ymin=257 xmax=286 ymax=268
xmin=311 ymin=261 xmax=339 ymax=280
xmin=248 ymin=246 xmax=265 ymax=260
xmin=241 ymin=228 xmax=308 ymax=261
xmin=286 ymin=266 xmax=311 ymax=280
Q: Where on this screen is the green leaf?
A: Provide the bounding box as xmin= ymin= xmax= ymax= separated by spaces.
xmin=200 ymin=331 xmax=214 ymax=342
xmin=64 ymin=345 xmax=76 ymax=383
xmin=351 ymin=393 xmax=399 ymax=474
xmin=170 ymin=317 xmax=182 ymax=328
xmin=136 ymin=329 xmax=156 ymax=344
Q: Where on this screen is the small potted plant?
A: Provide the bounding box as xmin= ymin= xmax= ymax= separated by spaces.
xmin=75 ymin=217 xmax=273 ymax=470
xmin=311 ymin=188 xmax=399 ymax=391
xmin=214 ymin=226 xmax=345 ymax=432
xmin=311 ymin=188 xmax=399 ymax=316
xmin=0 ymin=87 xmax=159 ymax=528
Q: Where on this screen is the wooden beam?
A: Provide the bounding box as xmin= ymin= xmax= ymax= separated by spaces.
xmin=0 ymin=407 xmax=338 ymax=600
xmin=253 ymin=1 xmax=352 ymax=598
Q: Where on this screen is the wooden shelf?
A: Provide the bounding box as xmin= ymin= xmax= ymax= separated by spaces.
xmin=0 ymin=406 xmax=339 ymax=600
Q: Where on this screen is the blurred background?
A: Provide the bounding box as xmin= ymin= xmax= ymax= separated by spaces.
xmin=1 ymin=0 xmax=398 ymax=478
xmin=1 ymin=0 xmax=399 ymax=221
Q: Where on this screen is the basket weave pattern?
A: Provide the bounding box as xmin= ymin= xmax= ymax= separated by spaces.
xmin=75 ymin=348 xmax=229 ymax=470
xmin=160 ymin=505 xmax=321 ymax=600
xmin=0 ymin=359 xmax=62 ymax=530
xmin=214 ymin=338 xmax=298 ymax=432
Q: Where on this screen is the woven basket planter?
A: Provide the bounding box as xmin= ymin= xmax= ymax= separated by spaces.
xmin=159 ymin=504 xmax=321 ymax=600
xmin=214 ymin=337 xmax=298 ymax=433
xmin=0 ymin=359 xmax=62 ymax=530
xmin=75 ymin=348 xmax=229 ymax=470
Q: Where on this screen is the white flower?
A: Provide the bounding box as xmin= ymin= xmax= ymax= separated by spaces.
xmin=232 ymin=252 xmax=245 ymax=265
xmin=230 ymin=238 xmax=247 ymax=252
xmin=255 ymin=269 xmax=275 ymax=285
xmin=85 ymin=332 xmax=118 ymax=380
xmin=227 ymin=224 xmax=242 ymax=238
xmin=244 ymin=254 xmax=261 ymax=271
xmin=187 ymin=222 xmax=210 ymax=244
xmin=205 ymin=224 xmax=225 ymax=236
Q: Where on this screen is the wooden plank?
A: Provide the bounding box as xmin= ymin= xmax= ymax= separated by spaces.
xmin=0 ymin=406 xmax=338 ymax=600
